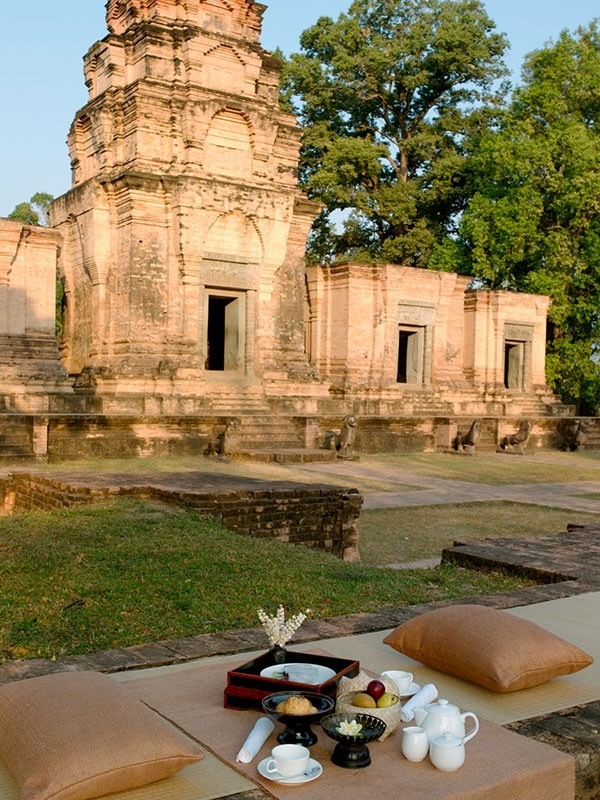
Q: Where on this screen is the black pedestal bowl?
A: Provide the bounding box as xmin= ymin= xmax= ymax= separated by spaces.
xmin=262 ymin=692 xmax=335 ymax=746
xmin=320 ymin=712 xmax=387 ymax=768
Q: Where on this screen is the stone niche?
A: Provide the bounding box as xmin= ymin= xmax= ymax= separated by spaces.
xmin=0 ymin=220 xmax=72 ymax=412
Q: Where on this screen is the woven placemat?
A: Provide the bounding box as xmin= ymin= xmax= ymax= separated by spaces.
xmin=120 ymin=655 xmax=574 ymax=800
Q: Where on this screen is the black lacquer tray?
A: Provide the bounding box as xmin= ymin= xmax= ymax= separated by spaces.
xmin=224 ymin=650 xmax=359 ymax=710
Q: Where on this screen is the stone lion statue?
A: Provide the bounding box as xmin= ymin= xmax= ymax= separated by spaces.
xmin=500 ymin=420 xmax=531 ymax=453
xmin=561 ymin=419 xmax=589 ymax=451
xmin=453 ymin=419 xmax=482 ymax=452
xmin=207 ymin=418 xmax=242 ymax=457
xmin=336 ymin=415 xmax=357 ymax=459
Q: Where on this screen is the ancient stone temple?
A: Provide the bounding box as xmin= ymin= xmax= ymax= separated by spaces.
xmin=0 ymin=0 xmax=585 ymax=461
xmin=49 ymin=0 xmax=322 ymax=414
xmin=306 ymin=263 xmax=552 ymax=418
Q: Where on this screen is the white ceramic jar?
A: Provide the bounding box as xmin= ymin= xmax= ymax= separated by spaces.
xmin=429 ymin=731 xmax=466 ymax=772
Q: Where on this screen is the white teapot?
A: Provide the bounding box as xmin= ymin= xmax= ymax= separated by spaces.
xmin=413 ymin=698 xmax=479 ymax=744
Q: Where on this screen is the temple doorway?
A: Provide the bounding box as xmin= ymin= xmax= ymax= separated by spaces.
xmin=397 ymin=327 xmax=424 ymax=384
xmin=504 ymin=340 xmax=525 ymax=390
xmin=205 ymin=292 xmax=244 ymax=371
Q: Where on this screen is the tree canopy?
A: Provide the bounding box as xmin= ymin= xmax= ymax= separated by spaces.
xmin=459 ymin=23 xmax=600 ymax=411
xmin=281 ymin=0 xmax=509 ymax=266
xmin=8 ymin=192 xmax=54 ymax=226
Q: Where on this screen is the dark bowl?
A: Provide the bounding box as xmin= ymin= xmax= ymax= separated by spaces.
xmin=320 ymin=712 xmax=388 ymax=768
xmin=262 ymin=692 xmax=335 ymax=745
xmin=262 ymin=691 xmax=335 ymax=723
xmin=320 ymin=712 xmax=387 ymax=744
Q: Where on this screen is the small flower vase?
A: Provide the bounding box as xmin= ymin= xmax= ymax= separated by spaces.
xmin=269 ymin=644 xmax=287 ymax=664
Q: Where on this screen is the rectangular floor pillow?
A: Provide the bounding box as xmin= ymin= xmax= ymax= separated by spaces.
xmin=0 ymin=670 xmax=204 ymax=800
xmin=383 ymin=604 xmax=593 ymax=693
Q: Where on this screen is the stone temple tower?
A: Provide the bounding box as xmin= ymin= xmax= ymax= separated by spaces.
xmin=50 ymin=0 xmax=320 ymax=413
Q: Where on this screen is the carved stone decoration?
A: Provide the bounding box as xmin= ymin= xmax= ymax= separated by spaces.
xmin=207 ymin=418 xmax=242 ymax=456
xmin=560 ymin=418 xmax=589 ymax=452
xmin=336 ymin=415 xmax=358 ymax=459
xmin=453 ymin=419 xmax=482 ymax=453
xmin=500 ymin=420 xmax=532 ymax=453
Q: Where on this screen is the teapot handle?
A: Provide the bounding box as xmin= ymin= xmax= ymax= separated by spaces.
xmin=461 ymin=712 xmax=479 ymax=744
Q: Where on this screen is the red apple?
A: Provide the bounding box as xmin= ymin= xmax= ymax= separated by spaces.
xmin=366 ymin=679 xmax=386 ymax=701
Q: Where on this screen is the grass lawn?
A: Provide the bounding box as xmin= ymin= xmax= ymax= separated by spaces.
xmin=33 ymin=449 xmax=600 ymax=491
xmin=359 ymin=501 xmax=600 ymax=564
xmin=3 ymin=450 xmax=598 ymax=663
xmin=352 ymin=450 xmax=600 ymax=487
xmin=0 ymin=498 xmax=535 ymax=663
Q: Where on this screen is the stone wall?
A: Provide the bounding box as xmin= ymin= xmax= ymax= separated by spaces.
xmin=0 ymin=474 xmax=363 ymax=562
xmin=2 ymin=413 xmax=598 ymax=464
xmin=0 ymin=220 xmax=73 ymax=412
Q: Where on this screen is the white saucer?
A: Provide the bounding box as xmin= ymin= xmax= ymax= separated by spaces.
xmin=258 ymin=757 xmax=322 ymax=784
xmin=401 ymin=681 xmax=421 ymax=697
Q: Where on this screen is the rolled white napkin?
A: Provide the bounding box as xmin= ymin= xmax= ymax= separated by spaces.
xmin=236 ymin=716 xmax=275 ymax=763
xmin=400 ymin=683 xmax=438 ymax=723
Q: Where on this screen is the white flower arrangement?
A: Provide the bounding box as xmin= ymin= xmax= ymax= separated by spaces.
xmin=337 ymin=719 xmax=363 ymax=737
xmin=257 ymin=605 xmax=311 ymax=648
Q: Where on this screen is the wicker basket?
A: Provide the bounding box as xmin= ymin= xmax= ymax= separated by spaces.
xmin=335 ymin=691 xmax=401 ymax=741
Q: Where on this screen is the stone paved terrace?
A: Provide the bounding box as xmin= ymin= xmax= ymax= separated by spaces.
xmin=0 ymin=459 xmax=599 ymax=797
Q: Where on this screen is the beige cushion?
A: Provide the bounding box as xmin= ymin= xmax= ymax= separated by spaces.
xmin=383 ymin=604 xmax=593 ymax=693
xmin=0 ymin=671 xmax=204 ymax=800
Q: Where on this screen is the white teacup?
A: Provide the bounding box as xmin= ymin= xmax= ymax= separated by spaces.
xmin=381 ymin=669 xmax=413 ymax=694
xmin=265 ymin=744 xmax=310 ymax=778
xmin=401 ymin=726 xmax=429 ymax=762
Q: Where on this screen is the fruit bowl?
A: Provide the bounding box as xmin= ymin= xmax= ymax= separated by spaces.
xmin=335 ymin=691 xmax=401 ymax=741
xmin=321 ymin=712 xmax=387 ymax=768
xmin=262 ymin=691 xmax=335 ymax=746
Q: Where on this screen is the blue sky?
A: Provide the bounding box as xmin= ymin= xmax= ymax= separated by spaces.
xmin=1 ymin=1 xmax=598 ymax=217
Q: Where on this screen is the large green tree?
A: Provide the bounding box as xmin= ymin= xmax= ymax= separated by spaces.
xmin=459 ymin=23 xmax=600 ymax=411
xmin=8 ymin=192 xmax=54 ymax=226
xmin=282 ymin=0 xmax=508 ymax=266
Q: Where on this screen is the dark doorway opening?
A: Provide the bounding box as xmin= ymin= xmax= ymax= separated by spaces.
xmin=206 ymin=295 xmax=239 ymax=371
xmin=397 ymin=329 xmax=421 ymax=383
xmin=504 ymin=341 xmax=524 ymax=389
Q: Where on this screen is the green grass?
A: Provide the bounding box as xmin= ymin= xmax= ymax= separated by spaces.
xmin=0 ymin=498 xmax=533 ymax=662
xmin=36 ymin=450 xmax=600 ymax=490
xmin=4 ymin=450 xmax=599 ymax=663
xmin=359 ymin=501 xmax=600 ymax=564
xmin=363 ymin=451 xmax=600 ymax=486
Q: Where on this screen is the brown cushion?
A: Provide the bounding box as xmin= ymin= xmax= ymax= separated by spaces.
xmin=0 ymin=671 xmax=203 ymax=800
xmin=383 ymin=604 xmax=593 ymax=693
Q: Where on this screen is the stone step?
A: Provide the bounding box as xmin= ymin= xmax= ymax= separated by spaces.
xmin=238 ymin=448 xmax=336 ymax=464
xmin=210 ymin=399 xmax=271 ymax=413
xmin=0 ymin=419 xmax=33 ymax=459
